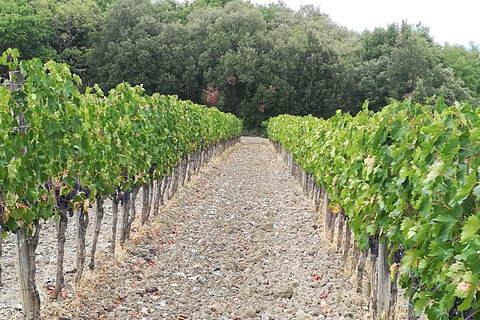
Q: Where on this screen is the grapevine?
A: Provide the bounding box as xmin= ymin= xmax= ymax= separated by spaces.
xmin=266 ymin=98 xmax=480 ymax=319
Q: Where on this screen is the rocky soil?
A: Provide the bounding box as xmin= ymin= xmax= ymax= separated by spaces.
xmin=0 ymin=137 xmax=369 ymax=320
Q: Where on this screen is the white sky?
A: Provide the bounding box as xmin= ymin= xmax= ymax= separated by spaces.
xmin=250 ymin=0 xmax=480 ymax=47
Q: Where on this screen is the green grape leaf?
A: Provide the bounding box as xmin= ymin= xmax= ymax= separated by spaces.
xmin=7 ymin=163 xmax=18 ymax=180
xmin=391 ymin=120 xmax=407 ymax=141
xmin=26 ymin=187 xmax=38 ymax=203
xmin=461 ymin=215 xmax=480 ymax=243
xmin=454 ymin=171 xmax=476 ymax=202
xmin=440 ymin=137 xmax=460 ymax=157
xmin=422 ymin=121 xmax=443 ymax=134
xmin=469 ymin=127 xmax=480 ymax=143
xmin=435 ymin=214 xmax=457 ymax=241
xmin=419 ymin=196 xmax=432 ymax=218
xmin=423 ymin=160 xmax=444 ymax=185
xmin=414 ymin=291 xmax=432 ymax=313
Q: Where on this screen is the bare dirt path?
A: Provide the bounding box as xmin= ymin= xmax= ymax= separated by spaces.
xmin=1 ymin=137 xmax=369 ymax=320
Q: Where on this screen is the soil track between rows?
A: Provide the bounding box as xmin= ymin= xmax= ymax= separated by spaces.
xmin=2 ymin=137 xmax=369 ymax=320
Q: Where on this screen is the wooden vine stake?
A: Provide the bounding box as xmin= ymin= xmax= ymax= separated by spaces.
xmin=16 ymin=221 xmax=41 ymax=319
xmin=151 ymin=176 xmax=164 ymax=216
xmin=119 ymin=192 xmax=131 ymax=243
xmin=52 ymin=209 xmax=68 ymax=299
xmin=407 ymin=276 xmax=419 ymax=320
xmin=111 ymin=196 xmax=119 ymax=255
xmin=75 ymin=205 xmax=89 ymax=283
xmin=376 ymin=240 xmax=393 ymax=320
xmin=140 ymin=183 xmax=150 ymax=226
xmin=125 ymin=188 xmax=140 ymax=240
xmin=160 ymin=175 xmax=170 ymax=205
xmin=89 ymin=197 xmax=105 ymax=270
xmin=147 ymin=180 xmax=154 ymax=217
xmin=343 ymin=225 xmax=352 ymax=262
xmin=323 ymin=193 xmax=332 ymax=240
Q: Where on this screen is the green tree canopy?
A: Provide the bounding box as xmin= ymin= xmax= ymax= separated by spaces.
xmin=0 ymin=0 xmax=56 ymax=61
xmin=349 ymin=22 xmax=474 ymax=112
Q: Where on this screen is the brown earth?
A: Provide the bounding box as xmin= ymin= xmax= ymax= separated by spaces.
xmin=1 ymin=137 xmax=370 ymax=320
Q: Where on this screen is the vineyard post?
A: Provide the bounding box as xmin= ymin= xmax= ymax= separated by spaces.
xmin=389 ymin=267 xmax=399 ymax=317
xmin=166 ymin=169 xmax=174 ymax=200
xmin=10 ymin=70 xmax=42 ymax=319
xmin=369 ymin=253 xmax=378 ymax=315
xmin=151 ymin=176 xmax=163 ymax=215
xmin=140 ymin=183 xmax=150 ymax=226
xmin=75 ymin=206 xmax=89 ymax=283
xmin=406 ymin=276 xmax=419 ymax=320
xmin=179 ymin=159 xmax=186 ymax=187
xmin=198 ymin=148 xmax=203 ymax=169
xmin=110 ymin=195 xmax=119 ymax=254
xmin=119 ymin=191 xmax=131 ymax=243
xmin=185 ymin=154 xmax=192 ymax=182
xmin=74 ymin=155 xmax=89 ymax=282
xmin=148 ymin=179 xmax=154 ymax=217
xmin=329 ymin=209 xmax=337 ymax=241
xmin=52 ymin=208 xmax=68 ymax=299
xmin=337 ymin=212 xmax=344 ymax=250
xmin=302 ymin=171 xmax=307 ymax=192
xmin=160 ymin=175 xmax=169 ymax=205
xmin=376 ymin=240 xmax=392 ymax=319
xmin=173 ymin=162 xmax=181 ymax=194
xmin=343 ymin=225 xmax=352 ymax=262
xmin=200 ymin=147 xmax=205 ymax=166
xmin=356 ymin=248 xmax=367 ymax=294
xmin=323 ymin=193 xmax=332 ymax=239
xmin=307 ymin=175 xmax=313 ymax=199
xmin=289 ymin=152 xmax=294 ymax=175
xmin=125 ymin=187 xmax=139 ymax=240
xmin=89 ymin=197 xmax=105 ymax=270
xmin=196 ymin=150 xmax=202 ymax=173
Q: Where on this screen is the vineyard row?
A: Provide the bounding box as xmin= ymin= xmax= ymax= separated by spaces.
xmin=0 ymin=48 xmax=242 ymax=318
xmin=266 ymin=98 xmax=480 ymax=320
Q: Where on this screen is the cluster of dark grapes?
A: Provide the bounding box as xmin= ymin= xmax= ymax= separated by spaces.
xmin=368 ymin=236 xmax=406 ymax=262
xmin=149 ymin=163 xmax=157 ymax=176
xmin=54 ymin=182 xmax=90 ymax=216
xmin=116 ymin=184 xmax=140 ymax=206
xmin=80 ymin=185 xmax=91 ymax=199
xmin=55 ymin=183 xmax=79 ymax=216
xmin=448 ymin=298 xmax=473 ymax=319
xmin=393 ymin=247 xmax=405 ymax=264
xmin=368 ymin=234 xmax=379 ymax=257
xmin=117 ymin=190 xmax=130 ymax=206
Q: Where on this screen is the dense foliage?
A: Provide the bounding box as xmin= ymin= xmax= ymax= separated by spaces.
xmin=1 ymin=0 xmax=478 ymax=129
xmin=0 ymin=48 xmax=242 ymax=234
xmin=266 ymin=99 xmax=480 ymax=319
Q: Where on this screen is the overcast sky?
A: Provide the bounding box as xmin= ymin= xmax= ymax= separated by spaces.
xmin=250 ymin=0 xmax=480 ymax=47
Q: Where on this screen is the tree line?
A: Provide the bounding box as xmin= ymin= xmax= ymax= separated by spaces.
xmin=1 ymin=0 xmax=479 ymax=129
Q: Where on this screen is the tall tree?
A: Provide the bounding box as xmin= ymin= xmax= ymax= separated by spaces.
xmin=0 ymin=0 xmax=56 ymax=61
xmin=92 ymin=0 xmax=200 ymax=97
xmin=441 ymin=43 xmax=480 ymax=99
xmin=34 ymin=0 xmax=102 ymax=80
xmin=349 ymin=22 xmax=474 ymax=112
